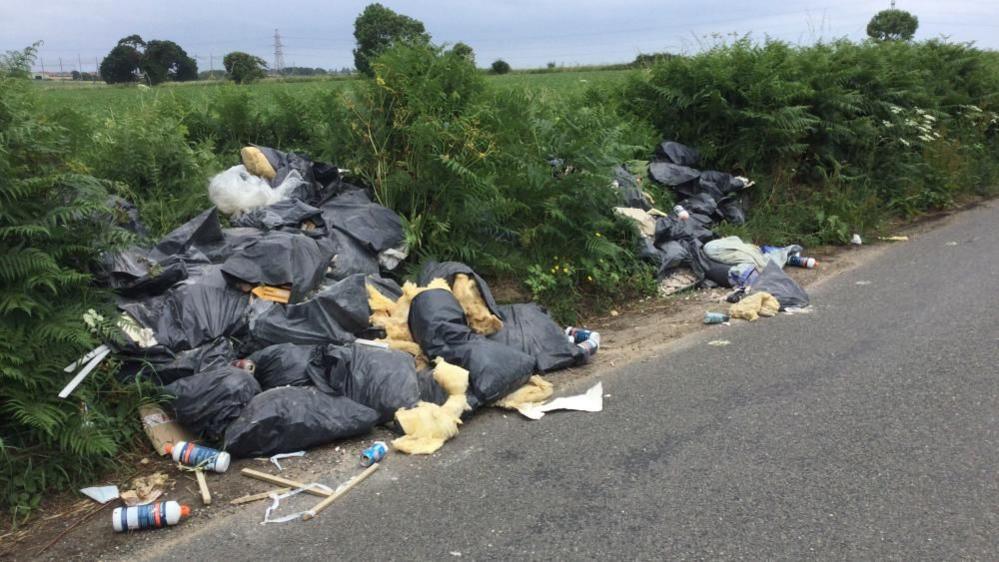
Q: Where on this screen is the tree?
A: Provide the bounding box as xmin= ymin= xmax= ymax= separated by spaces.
xmin=867 ymin=9 xmax=919 ymax=42
xmin=490 ymin=59 xmax=511 ymax=75
xmin=141 ymin=40 xmax=197 ymax=84
xmin=223 ymin=51 xmax=267 ymax=84
xmin=71 ymin=70 xmax=81 ymax=80
xmin=451 ymin=42 xmax=475 ymax=65
xmin=353 ymin=3 xmax=430 ymax=76
xmin=100 ymin=43 xmax=142 ymax=84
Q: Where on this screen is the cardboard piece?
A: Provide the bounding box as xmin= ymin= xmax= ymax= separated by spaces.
xmin=139 ymin=404 xmax=196 ymax=456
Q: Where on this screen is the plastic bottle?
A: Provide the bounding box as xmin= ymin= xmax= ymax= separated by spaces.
xmin=673 ymin=205 xmax=690 ymax=221
xmin=112 ymin=501 xmax=190 ymax=532
xmin=164 ymin=441 xmax=231 ymax=473
xmin=786 ymin=255 xmax=817 ymax=269
xmin=703 ymin=312 xmax=730 ymax=324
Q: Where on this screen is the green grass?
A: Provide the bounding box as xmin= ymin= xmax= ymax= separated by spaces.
xmin=34 ymin=68 xmax=638 ymax=115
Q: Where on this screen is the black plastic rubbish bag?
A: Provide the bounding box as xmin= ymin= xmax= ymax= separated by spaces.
xmin=613 ymin=165 xmax=652 ymax=211
xmin=655 ymin=141 xmax=700 ymax=167
xmin=231 ymin=199 xmax=326 ymax=234
xmin=317 ymin=344 xmax=420 ymax=423
xmin=327 ymin=228 xmax=379 ymax=281
xmin=752 ymin=261 xmax=810 ymax=308
xmin=103 ymin=247 xmax=192 ymax=297
xmin=118 ymin=338 xmax=235 ymax=385
xmin=223 ymin=386 xmax=378 ymax=458
xmin=409 ymin=289 xmax=534 ymax=403
xmin=489 ymin=304 xmax=584 ymax=372
xmin=165 ymin=366 xmax=260 ymax=439
xmin=247 ymin=343 xmax=321 ymax=389
xmin=320 ymin=189 xmax=405 ymax=254
xmin=119 ymin=283 xmax=250 ymax=351
xmin=416 ymin=367 xmax=448 ymax=406
xmin=149 ymin=208 xmax=226 ymax=263
xmin=107 ymin=196 xmax=149 ymax=237
xmin=417 ymin=261 xmax=503 ymax=320
xmin=246 ymin=273 xmax=370 ymax=348
xmin=648 ymin=161 xmax=700 ymax=189
xmin=221 ymin=231 xmax=335 ymax=303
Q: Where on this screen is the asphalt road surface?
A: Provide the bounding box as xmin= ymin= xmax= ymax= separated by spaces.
xmin=147 ymin=202 xmax=998 ymax=561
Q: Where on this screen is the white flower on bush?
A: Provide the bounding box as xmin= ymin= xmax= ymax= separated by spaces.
xmin=83 ymin=308 xmax=104 ymax=330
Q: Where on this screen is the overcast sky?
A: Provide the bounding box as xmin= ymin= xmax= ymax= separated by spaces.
xmin=3 ymin=0 xmax=996 ymax=73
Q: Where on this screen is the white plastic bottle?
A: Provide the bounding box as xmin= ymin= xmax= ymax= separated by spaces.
xmin=112 ymin=501 xmax=190 ymax=532
xmin=164 ymin=441 xmax=231 ymax=473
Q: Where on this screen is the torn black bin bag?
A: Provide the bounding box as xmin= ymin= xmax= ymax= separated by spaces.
xmin=613 ymin=165 xmax=651 ymax=211
xmin=655 ymin=141 xmax=700 ymax=167
xmin=317 ymin=343 xmax=420 ymax=424
xmin=327 ymin=228 xmax=379 ymax=281
xmin=320 ymin=189 xmax=405 ymax=254
xmin=164 ymin=365 xmax=260 ymax=440
xmin=102 ymin=247 xmax=186 ymax=297
xmin=231 ymin=199 xmax=326 ymax=234
xmin=106 ymin=196 xmax=149 ymax=238
xmin=117 ymin=338 xmax=235 ymax=386
xmin=417 ymin=261 xmax=502 ymax=320
xmin=677 ymin=192 xmax=719 ymax=219
xmin=752 ymin=261 xmax=810 ymax=308
xmin=416 ymin=367 xmax=448 ymax=406
xmin=247 ymin=343 xmax=322 ymax=390
xmin=489 ymin=303 xmax=584 ymax=372
xmin=246 ymin=273 xmax=369 ymax=348
xmin=408 ymin=289 xmax=534 ymax=404
xmin=717 ymin=197 xmax=746 ymax=225
xmin=149 ymin=208 xmax=226 ymax=262
xmin=223 ymin=386 xmax=378 ymax=458
xmin=221 ymin=231 xmax=335 ymax=303
xmin=119 ymin=283 xmax=249 ymax=351
xmin=648 ymin=161 xmax=700 ymax=191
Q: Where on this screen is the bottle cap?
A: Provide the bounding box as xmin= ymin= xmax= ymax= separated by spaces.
xmin=180 ymin=505 xmax=191 ymax=518
xmin=163 ymin=442 xmax=174 ymax=454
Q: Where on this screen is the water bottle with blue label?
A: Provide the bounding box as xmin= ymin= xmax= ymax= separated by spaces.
xmin=112 ymin=501 xmax=189 ymax=532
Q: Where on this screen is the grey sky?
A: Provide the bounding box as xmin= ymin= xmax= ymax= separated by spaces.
xmin=3 ymin=0 xmax=996 ymax=73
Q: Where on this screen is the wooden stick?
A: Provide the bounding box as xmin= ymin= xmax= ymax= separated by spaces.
xmin=229 ymin=487 xmax=291 ymax=505
xmin=302 ymin=463 xmax=380 ymax=521
xmin=240 ymin=468 xmax=333 ymax=498
xmin=196 ymin=470 xmax=212 ymax=505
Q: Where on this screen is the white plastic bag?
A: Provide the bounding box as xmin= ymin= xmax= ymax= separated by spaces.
xmin=208 ymin=165 xmax=303 ymax=215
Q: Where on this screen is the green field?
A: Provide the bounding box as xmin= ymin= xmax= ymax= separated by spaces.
xmin=33 ymin=69 xmax=637 ymax=114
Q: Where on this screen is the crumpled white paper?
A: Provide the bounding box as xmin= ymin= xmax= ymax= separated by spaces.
xmin=515 ymin=382 xmax=604 ymax=420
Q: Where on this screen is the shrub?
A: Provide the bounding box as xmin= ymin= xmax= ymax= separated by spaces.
xmin=1 ymin=46 xmax=147 ymax=522
xmin=491 ymin=59 xmax=511 ymax=75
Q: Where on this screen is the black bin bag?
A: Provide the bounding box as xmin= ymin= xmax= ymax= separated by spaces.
xmin=408 ymin=289 xmax=535 ymax=404
xmin=119 ymin=283 xmax=250 ymax=351
xmin=417 ymin=261 xmax=503 ymax=320
xmin=320 ymin=189 xmax=405 ymax=254
xmin=221 ymin=231 xmax=334 ymax=303
xmin=247 ymin=343 xmax=321 ymax=389
xmin=118 ymin=338 xmax=235 ymax=385
xmin=318 ymin=344 xmax=420 ymax=423
xmin=164 ymin=366 xmax=260 ymax=439
xmin=752 ymin=261 xmax=810 ymax=308
xmin=223 ymin=386 xmax=378 ymax=458
xmin=489 ymin=303 xmax=584 ymax=372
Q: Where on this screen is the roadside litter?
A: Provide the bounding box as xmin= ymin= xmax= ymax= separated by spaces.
xmin=112 ymin=501 xmax=190 ymax=532
xmin=80 ymin=485 xmax=120 ymax=504
xmin=80 ymin=144 xmax=605 ymax=493
xmin=507 ymin=381 xmax=604 ymax=420
xmin=613 ymin=141 xmax=813 ymax=311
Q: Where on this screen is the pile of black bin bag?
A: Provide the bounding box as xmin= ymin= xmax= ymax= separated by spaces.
xmin=101 ymin=146 xmax=586 ymax=458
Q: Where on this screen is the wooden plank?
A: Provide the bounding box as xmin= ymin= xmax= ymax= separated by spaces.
xmin=302 ymin=463 xmax=380 ymax=520
xmin=240 ymin=468 xmax=333 ymax=498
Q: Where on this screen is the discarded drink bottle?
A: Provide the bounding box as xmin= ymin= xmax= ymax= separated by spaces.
xmin=673 ymin=205 xmax=689 ymax=221
xmin=360 ymin=441 xmax=387 ymax=467
xmin=786 ymin=255 xmax=817 ymax=269
xmin=112 ymin=501 xmax=190 ymax=532
xmin=703 ymin=312 xmax=730 ymax=324
xmin=230 ymin=358 xmax=256 ymax=373
xmin=164 ymin=441 xmax=231 ymax=473
xmin=565 ymin=326 xmax=592 ymax=345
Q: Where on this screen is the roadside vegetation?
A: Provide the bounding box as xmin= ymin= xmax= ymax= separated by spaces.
xmin=4 ymin=12 xmax=999 ymax=525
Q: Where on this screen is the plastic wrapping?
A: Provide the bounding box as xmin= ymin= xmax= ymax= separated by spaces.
xmin=119 ymin=283 xmax=249 ymax=351
xmin=164 ymin=366 xmax=260 ymax=439
xmin=231 ymin=199 xmax=326 ymax=234
xmin=223 ymin=386 xmax=378 ymax=458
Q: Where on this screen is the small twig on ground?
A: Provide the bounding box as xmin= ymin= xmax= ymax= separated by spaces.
xmin=35 ymin=501 xmax=113 ymax=557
